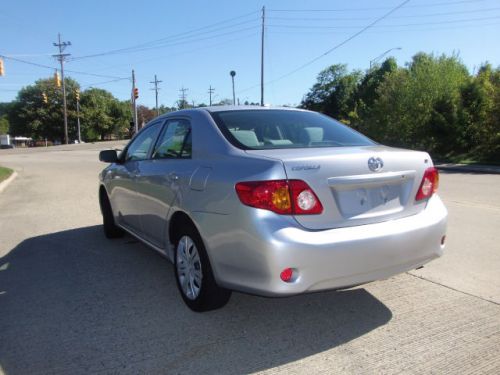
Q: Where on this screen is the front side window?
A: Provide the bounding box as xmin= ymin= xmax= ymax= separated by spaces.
xmin=125 ymin=122 xmax=163 ymax=161
xmin=152 ymin=119 xmax=192 ymax=159
xmin=210 ymin=110 xmax=375 ymax=150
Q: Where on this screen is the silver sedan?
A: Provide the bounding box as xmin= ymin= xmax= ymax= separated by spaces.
xmin=99 ymin=107 xmax=447 ymax=311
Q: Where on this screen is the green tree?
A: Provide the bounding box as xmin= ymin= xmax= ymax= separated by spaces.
xmin=137 ymin=105 xmax=156 ymax=126
xmin=0 ymin=116 xmax=9 ymax=134
xmin=301 ymin=64 xmax=362 ymax=122
xmin=110 ymin=100 xmax=132 ymax=139
xmin=460 ymin=64 xmax=500 ymax=160
xmin=350 ymin=58 xmax=398 ymax=132
xmin=369 ymin=53 xmax=469 ymax=155
xmin=159 ymin=105 xmax=176 ymax=115
xmin=80 ymin=88 xmax=130 ymax=141
xmin=214 ymin=98 xmax=233 ymax=106
xmin=8 ymin=77 xmax=80 ymax=142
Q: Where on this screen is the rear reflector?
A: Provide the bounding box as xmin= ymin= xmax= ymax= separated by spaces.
xmin=416 ymin=167 xmax=439 ymax=201
xmin=235 ymin=179 xmax=323 ymax=215
xmin=280 ymin=268 xmax=294 ymax=282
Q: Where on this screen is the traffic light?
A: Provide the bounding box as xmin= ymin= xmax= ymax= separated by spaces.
xmin=54 ymin=71 xmax=61 ymax=88
xmin=42 ymin=92 xmax=48 ymax=104
xmin=0 ymin=58 xmax=4 ymax=76
xmin=133 ymin=87 xmax=139 ymax=100
xmin=75 ymin=89 xmax=80 ymax=101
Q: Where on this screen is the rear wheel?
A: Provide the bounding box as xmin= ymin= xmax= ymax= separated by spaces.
xmin=100 ymin=189 xmax=124 ymax=239
xmin=174 ymin=225 xmax=231 ymax=312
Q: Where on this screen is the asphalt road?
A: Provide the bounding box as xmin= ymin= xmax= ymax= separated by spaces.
xmin=0 ymin=143 xmax=499 ymax=374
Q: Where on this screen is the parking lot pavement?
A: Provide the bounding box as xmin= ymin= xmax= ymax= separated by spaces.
xmin=0 ymin=144 xmax=499 ymax=374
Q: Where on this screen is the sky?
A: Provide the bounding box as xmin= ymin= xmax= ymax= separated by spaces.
xmin=1 ymin=0 xmax=500 ymax=108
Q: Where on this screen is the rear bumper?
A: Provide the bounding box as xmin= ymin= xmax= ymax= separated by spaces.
xmin=192 ymin=195 xmax=447 ymax=296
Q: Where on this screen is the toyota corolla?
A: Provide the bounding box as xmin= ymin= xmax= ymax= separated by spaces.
xmin=99 ymin=107 xmax=447 ymax=311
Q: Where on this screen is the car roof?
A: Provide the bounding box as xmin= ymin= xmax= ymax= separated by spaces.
xmin=141 ymin=106 xmax=310 ymax=129
xmin=201 ymin=105 xmax=306 ymax=113
xmin=159 ymin=106 xmax=308 ymax=116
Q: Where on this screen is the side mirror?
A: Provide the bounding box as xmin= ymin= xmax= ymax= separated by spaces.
xmin=99 ymin=150 xmax=119 ymax=163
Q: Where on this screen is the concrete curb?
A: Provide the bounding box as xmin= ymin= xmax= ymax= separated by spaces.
xmin=0 ymin=170 xmax=18 ymax=194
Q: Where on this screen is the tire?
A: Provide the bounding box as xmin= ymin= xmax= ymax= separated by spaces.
xmin=100 ymin=190 xmax=124 ymax=239
xmin=174 ymin=225 xmax=231 ymax=312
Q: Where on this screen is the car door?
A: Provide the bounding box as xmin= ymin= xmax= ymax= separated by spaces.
xmin=134 ymin=118 xmax=195 ymax=248
xmin=110 ymin=121 xmax=164 ymax=234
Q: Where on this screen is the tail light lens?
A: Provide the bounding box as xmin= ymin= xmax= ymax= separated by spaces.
xmin=235 ymin=179 xmax=323 ymax=215
xmin=415 ymin=167 xmax=439 ymax=201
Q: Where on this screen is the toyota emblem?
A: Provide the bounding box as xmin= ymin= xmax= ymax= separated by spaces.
xmin=368 ymin=157 xmax=384 ymax=172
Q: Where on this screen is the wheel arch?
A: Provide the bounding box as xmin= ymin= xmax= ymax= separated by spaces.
xmin=98 ymin=184 xmax=109 ymax=214
xmin=168 ymin=210 xmax=198 ymax=246
xmin=168 ymin=210 xmax=220 ymax=278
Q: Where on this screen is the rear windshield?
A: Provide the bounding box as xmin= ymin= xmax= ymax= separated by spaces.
xmin=210 ymin=109 xmax=375 ymax=149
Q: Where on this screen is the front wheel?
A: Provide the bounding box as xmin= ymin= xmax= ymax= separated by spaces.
xmin=174 ymin=226 xmax=231 ymax=312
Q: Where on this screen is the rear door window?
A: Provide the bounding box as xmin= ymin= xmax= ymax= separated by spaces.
xmin=152 ymin=119 xmax=192 ymax=159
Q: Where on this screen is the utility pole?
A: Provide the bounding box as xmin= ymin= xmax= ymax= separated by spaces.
xmin=230 ymin=71 xmax=236 ymax=105
xmin=53 ymin=33 xmax=71 ymax=144
xmin=132 ymin=70 xmax=138 ymax=134
xmin=179 ymin=87 xmax=188 ymax=109
xmin=150 ymin=74 xmax=162 ymax=116
xmin=208 ymin=85 xmax=215 ymax=106
xmin=75 ymin=89 xmax=81 ymax=143
xmin=260 ymin=6 xmax=265 ymax=107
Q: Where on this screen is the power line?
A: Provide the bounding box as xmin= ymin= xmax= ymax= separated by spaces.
xmin=0 ymin=54 xmax=126 ymax=80
xmin=81 ymin=77 xmax=130 ymax=89
xmin=238 ymin=0 xmax=411 ymax=95
xmin=64 ymin=69 xmax=126 ymax=80
xmin=0 ymin=54 xmax=55 ymax=70
xmin=88 ymin=31 xmax=260 ymax=73
xmin=268 ymin=21 xmax=500 ymax=35
xmin=70 ymin=11 xmax=260 ymax=61
xmin=266 ymin=7 xmax=500 ymax=21
xmin=267 ymin=15 xmax=500 ymax=30
xmin=88 ymin=24 xmax=260 ymax=57
xmin=0 ymin=53 xmax=53 ymax=58
xmin=267 ymin=0 xmax=487 ymax=12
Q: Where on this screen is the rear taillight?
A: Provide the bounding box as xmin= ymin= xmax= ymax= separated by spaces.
xmin=288 ymin=180 xmax=323 ymax=214
xmin=235 ymin=179 xmax=323 ymax=215
xmin=415 ymin=167 xmax=439 ymax=201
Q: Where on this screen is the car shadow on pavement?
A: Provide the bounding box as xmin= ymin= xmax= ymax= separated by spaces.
xmin=0 ymin=226 xmax=392 ymax=374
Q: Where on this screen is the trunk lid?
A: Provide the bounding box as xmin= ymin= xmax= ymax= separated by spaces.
xmin=246 ymin=145 xmax=432 ymax=230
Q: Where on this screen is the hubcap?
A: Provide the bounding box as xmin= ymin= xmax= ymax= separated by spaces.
xmin=176 ymin=235 xmax=203 ymax=300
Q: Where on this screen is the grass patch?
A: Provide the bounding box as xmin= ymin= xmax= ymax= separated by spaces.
xmin=0 ymin=166 xmax=13 ymax=183
xmin=436 ymin=151 xmax=500 ymax=166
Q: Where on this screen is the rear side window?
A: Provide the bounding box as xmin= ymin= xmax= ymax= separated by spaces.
xmin=210 ymin=110 xmax=374 ymax=150
xmin=152 ymin=119 xmax=192 ymax=159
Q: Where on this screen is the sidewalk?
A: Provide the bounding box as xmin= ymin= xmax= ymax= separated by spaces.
xmin=436 ymin=163 xmax=500 ymax=174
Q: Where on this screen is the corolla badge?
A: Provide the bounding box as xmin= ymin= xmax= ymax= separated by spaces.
xmin=291 ymin=165 xmax=320 ymax=171
xmin=368 ymin=157 xmax=384 ymax=172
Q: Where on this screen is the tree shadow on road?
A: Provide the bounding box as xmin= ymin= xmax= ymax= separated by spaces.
xmin=0 ymin=226 xmax=392 ymax=374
